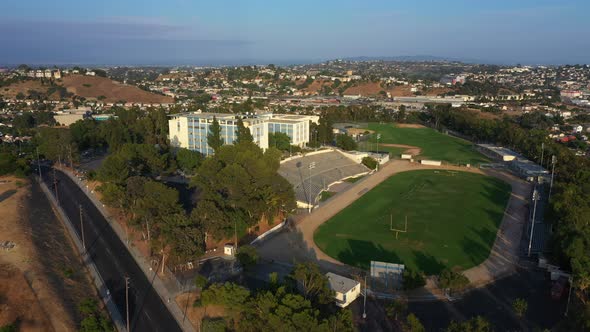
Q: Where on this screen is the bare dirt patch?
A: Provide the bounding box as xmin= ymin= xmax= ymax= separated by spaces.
xmin=61 ymin=75 xmax=173 ymax=104
xmin=0 ymin=176 xmax=102 ymax=331
xmin=396 ymin=123 xmax=425 ymax=128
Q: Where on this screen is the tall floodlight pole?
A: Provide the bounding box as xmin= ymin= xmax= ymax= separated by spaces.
xmin=376 ymin=134 xmax=381 ymax=154
xmin=549 ymin=155 xmax=557 ymax=200
xmin=308 ymin=162 xmax=316 ymax=213
xmin=528 ymin=190 xmax=539 ymax=257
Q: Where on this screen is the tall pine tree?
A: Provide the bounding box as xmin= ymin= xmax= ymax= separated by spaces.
xmin=207 ymin=116 xmax=224 ymax=153
xmin=235 ymin=118 xmax=254 ymax=145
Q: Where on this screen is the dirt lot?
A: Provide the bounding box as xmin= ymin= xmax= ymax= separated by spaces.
xmin=0 ymin=176 xmax=100 ymax=331
xmin=61 ymin=75 xmax=173 ymax=104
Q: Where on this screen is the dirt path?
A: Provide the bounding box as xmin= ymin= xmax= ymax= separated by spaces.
xmin=294 ymin=160 xmax=529 ymax=288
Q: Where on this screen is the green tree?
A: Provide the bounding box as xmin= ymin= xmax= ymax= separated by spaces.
xmin=361 ymin=156 xmax=378 ymax=169
xmin=404 ymin=313 xmax=425 ymax=332
xmin=445 ymin=316 xmax=492 ymax=332
xmin=335 ymin=134 xmax=358 ymax=151
xmin=202 ymin=318 xmax=227 ymax=332
xmin=77 ymin=298 xmax=113 ymax=332
xmin=269 ymin=132 xmax=291 ymax=151
xmin=195 ymin=274 xmax=208 ymax=290
xmin=175 ymin=148 xmax=203 ymax=175
xmin=235 ymin=118 xmax=254 ymax=145
xmin=289 ymin=262 xmax=333 ymax=305
xmin=236 ymin=245 xmax=259 ymax=270
xmin=403 ymin=268 xmax=426 ymax=290
xmin=207 ymin=116 xmax=224 ymax=152
xmin=386 ymin=299 xmax=408 ymax=321
xmin=438 ymin=268 xmax=469 ymax=292
xmin=512 ymin=298 xmax=528 ymax=318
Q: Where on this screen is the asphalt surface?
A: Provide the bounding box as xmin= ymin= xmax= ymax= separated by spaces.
xmin=41 ymin=167 xmax=181 ymax=332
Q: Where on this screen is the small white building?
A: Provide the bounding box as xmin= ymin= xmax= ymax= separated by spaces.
xmin=224 ymin=244 xmax=235 ymax=257
xmin=325 ymin=272 xmax=361 ymax=308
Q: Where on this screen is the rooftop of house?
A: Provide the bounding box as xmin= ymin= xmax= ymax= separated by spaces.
xmin=326 ymin=272 xmax=359 ymax=294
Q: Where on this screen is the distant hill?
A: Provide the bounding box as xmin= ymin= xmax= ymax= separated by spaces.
xmin=61 ymin=75 xmax=173 ymax=104
xmin=341 ymin=55 xmax=480 ymax=63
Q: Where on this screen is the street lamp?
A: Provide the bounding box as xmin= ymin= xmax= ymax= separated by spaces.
xmin=527 ymin=190 xmax=540 ymax=257
xmin=308 ymin=162 xmax=316 ymax=213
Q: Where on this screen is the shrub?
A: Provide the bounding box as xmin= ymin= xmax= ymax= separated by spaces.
xmin=438 ymin=268 xmax=469 ymax=291
xmin=361 ymin=156 xmax=378 ymax=170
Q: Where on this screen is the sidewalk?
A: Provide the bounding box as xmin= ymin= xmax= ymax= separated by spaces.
xmin=58 ymin=167 xmax=196 ymax=332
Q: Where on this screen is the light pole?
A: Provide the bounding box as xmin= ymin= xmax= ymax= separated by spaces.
xmin=308 ymin=162 xmax=316 ymax=213
xmin=549 ymin=155 xmax=557 ymax=200
xmin=527 ymin=190 xmax=539 ymax=257
xmin=376 ymin=134 xmax=381 ymax=154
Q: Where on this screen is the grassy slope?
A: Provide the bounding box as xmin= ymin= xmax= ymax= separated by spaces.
xmin=366 ymin=123 xmax=489 ymax=164
xmin=314 ymin=170 xmax=511 ymax=274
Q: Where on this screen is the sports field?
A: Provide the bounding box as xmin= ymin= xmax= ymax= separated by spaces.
xmin=314 ymin=170 xmax=511 ymax=274
xmin=364 ymin=123 xmax=489 ymax=165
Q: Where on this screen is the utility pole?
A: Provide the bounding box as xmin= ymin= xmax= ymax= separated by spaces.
xmin=234 ymin=220 xmax=238 ymax=252
xmin=565 ymin=276 xmax=574 ymax=316
xmin=549 ymin=155 xmax=557 ymax=200
xmin=541 ymin=142 xmax=545 ymax=167
xmin=528 ymin=190 xmax=539 ymax=257
xmin=125 ymin=276 xmax=130 ymax=332
xmin=308 ymin=162 xmax=316 ymax=213
xmin=36 ymin=147 xmax=42 ymax=179
xmin=79 ymin=205 xmax=86 ymax=252
xmin=53 ymin=168 xmax=59 ymax=205
xmin=362 ymin=274 xmax=367 ymax=319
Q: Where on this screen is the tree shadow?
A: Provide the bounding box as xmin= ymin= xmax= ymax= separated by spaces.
xmin=411 ymin=251 xmax=445 ymax=275
xmin=0 ymin=189 xmax=16 ymax=203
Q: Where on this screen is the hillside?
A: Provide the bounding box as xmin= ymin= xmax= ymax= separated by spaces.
xmin=61 ymin=75 xmax=174 ymax=104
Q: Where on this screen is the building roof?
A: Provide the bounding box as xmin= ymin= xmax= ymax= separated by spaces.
xmin=326 ymin=272 xmax=359 ymax=294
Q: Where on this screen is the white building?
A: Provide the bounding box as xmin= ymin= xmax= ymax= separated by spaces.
xmin=168 ymin=112 xmax=269 ymax=156
xmin=259 ymin=113 xmax=318 ymax=147
xmin=325 ymin=272 xmax=361 ymax=308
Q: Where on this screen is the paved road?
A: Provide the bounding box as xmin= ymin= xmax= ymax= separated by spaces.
xmin=42 ymin=167 xmax=181 ymax=332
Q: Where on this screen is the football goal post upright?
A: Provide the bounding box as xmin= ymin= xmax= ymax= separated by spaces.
xmin=390 ymin=214 xmax=408 ymax=239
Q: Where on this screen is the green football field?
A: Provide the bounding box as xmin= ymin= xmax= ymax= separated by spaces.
xmin=364 ymin=123 xmax=489 ymax=165
xmin=314 ymin=170 xmax=511 ymax=274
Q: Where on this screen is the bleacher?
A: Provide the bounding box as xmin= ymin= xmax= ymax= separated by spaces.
xmin=279 ymin=150 xmax=369 ymax=206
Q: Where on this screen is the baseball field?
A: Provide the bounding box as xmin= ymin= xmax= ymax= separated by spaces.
xmin=364 ymin=123 xmax=490 ymax=165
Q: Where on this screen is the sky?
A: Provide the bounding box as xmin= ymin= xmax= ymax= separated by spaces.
xmin=1 ymin=0 xmax=589 ymax=66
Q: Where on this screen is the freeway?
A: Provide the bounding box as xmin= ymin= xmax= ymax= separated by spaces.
xmin=41 ymin=167 xmax=181 ymax=332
